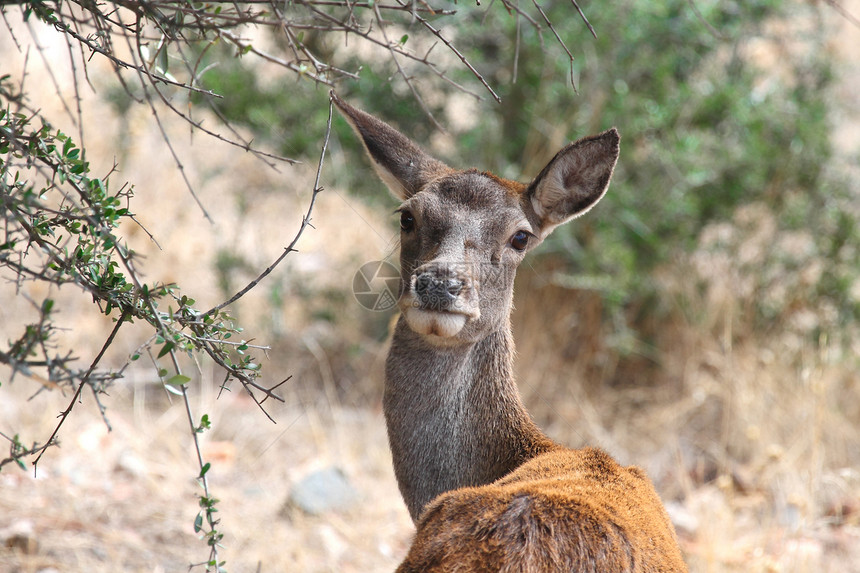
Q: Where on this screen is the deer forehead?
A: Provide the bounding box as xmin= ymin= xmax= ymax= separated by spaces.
xmin=405 ymin=170 xmax=533 ymax=233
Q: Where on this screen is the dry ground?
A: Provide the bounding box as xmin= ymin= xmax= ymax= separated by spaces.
xmin=0 ymin=374 xmax=414 ymax=572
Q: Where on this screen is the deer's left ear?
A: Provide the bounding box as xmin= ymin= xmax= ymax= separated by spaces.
xmin=527 ymin=128 xmax=620 ymax=235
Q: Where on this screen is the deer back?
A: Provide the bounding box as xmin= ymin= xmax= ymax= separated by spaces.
xmin=397 ymin=447 xmax=687 ymax=572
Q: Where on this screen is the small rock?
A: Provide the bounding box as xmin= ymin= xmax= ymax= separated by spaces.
xmin=285 ymin=467 xmax=359 ymax=516
xmin=664 ymin=501 xmax=699 ymax=537
xmin=115 ymin=449 xmax=147 ymax=478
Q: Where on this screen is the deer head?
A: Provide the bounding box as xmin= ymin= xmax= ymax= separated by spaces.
xmin=333 ymin=94 xmax=619 ymax=345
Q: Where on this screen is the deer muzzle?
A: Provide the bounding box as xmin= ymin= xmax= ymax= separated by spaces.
xmin=400 ymin=263 xmax=480 ymax=340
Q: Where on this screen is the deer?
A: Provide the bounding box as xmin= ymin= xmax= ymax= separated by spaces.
xmin=332 ymin=92 xmax=688 ymax=573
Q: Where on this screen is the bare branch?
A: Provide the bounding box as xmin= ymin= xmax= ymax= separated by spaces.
xmin=685 ymin=0 xmax=727 ymax=40
xmin=373 ymin=2 xmax=446 ymax=128
xmin=822 ymin=0 xmax=860 ymax=28
xmin=32 ymin=308 xmax=129 ymax=469
xmin=202 ymin=92 xmax=336 ymax=318
xmin=569 ymin=0 xmax=597 ymax=39
xmin=48 ymin=13 xmax=223 ymax=97
xmin=531 ymin=0 xmax=577 ymax=92
xmin=395 ymin=0 xmax=502 ymax=103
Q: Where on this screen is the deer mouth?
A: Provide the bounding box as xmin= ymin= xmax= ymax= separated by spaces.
xmin=400 ymin=297 xmax=480 ymax=339
xmin=401 ymin=307 xmax=472 ymax=339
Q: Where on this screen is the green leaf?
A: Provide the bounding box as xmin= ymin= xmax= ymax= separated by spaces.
xmin=166 ymin=374 xmax=191 ymax=386
xmin=193 ymin=513 xmax=204 ymax=533
xmin=158 ymin=44 xmax=169 ymax=73
xmin=199 ymin=462 xmax=211 ymax=478
xmin=157 ymin=340 xmax=175 ymax=358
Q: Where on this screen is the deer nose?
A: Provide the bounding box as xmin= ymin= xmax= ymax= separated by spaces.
xmin=414 ymin=271 xmax=463 ymax=310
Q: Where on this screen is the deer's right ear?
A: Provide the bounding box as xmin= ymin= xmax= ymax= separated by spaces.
xmin=332 ymin=93 xmax=450 ymax=200
xmin=527 ymin=128 xmax=620 ymax=235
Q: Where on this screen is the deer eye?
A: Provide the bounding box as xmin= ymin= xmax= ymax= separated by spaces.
xmin=510 ymin=230 xmax=530 ymax=251
xmin=400 ymin=210 xmax=415 ymax=232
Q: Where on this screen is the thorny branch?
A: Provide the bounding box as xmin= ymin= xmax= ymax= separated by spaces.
xmin=32 ymin=308 xmax=130 ymax=468
xmin=0 ymin=82 xmax=286 ymax=428
xmin=202 ymin=93 xmax=335 ymax=320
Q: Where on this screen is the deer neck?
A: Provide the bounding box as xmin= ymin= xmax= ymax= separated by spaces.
xmin=383 ymin=316 xmax=559 ymax=521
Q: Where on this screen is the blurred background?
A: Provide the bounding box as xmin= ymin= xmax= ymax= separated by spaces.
xmin=1 ymin=0 xmax=858 ymax=571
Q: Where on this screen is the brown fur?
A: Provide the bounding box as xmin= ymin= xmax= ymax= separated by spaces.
xmin=398 ymin=448 xmax=686 ymax=572
xmin=331 ymin=92 xmax=687 ymax=572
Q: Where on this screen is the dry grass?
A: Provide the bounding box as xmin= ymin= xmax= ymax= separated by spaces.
xmin=512 ymin=269 xmax=860 ymax=573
